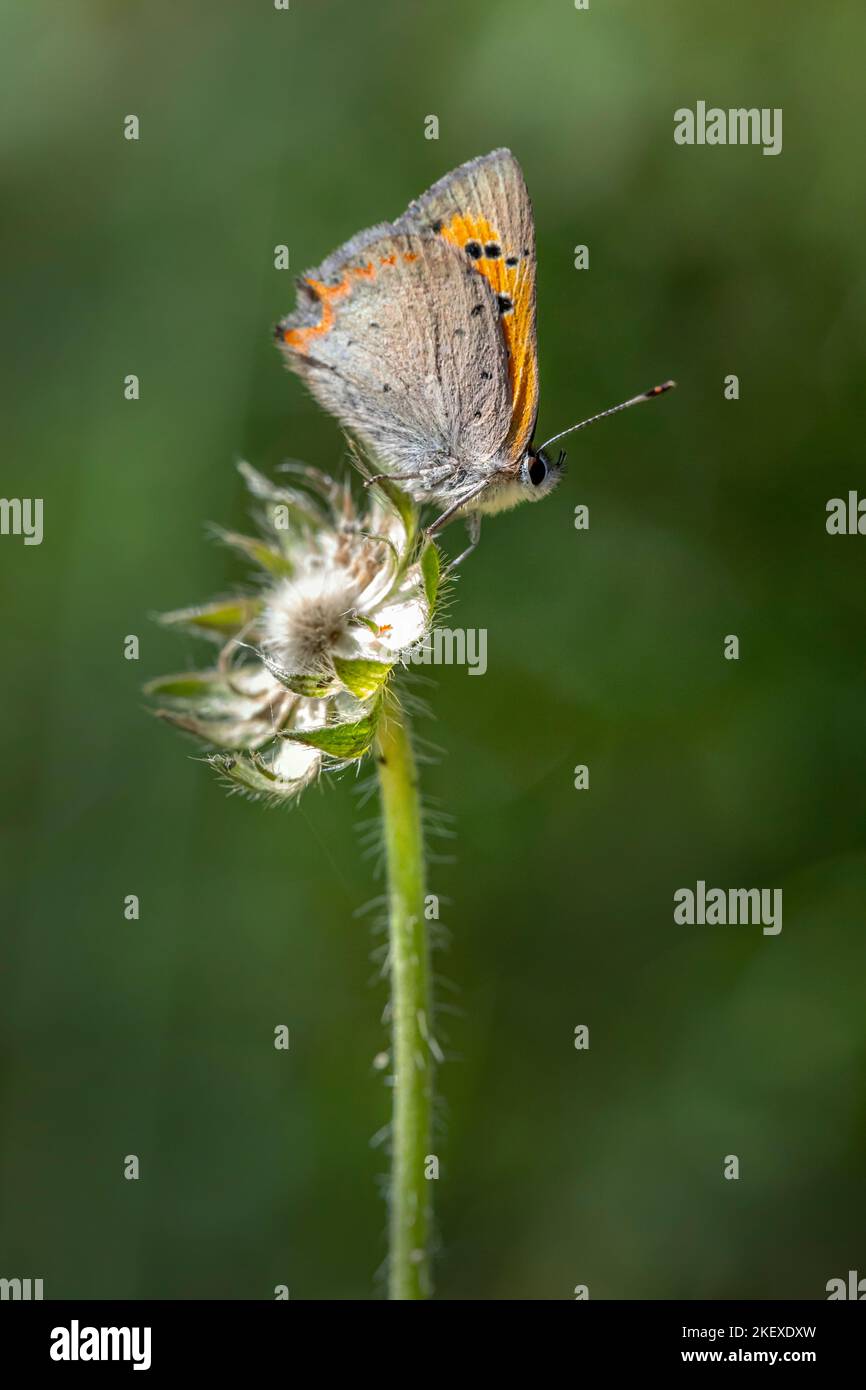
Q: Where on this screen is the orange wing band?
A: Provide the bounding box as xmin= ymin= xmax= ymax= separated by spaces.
xmin=281 ymin=254 xmax=416 ymax=353
xmin=438 ymin=213 xmax=537 ymax=456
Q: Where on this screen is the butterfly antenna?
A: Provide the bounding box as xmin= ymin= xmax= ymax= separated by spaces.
xmin=538 ymin=380 xmax=676 ymax=454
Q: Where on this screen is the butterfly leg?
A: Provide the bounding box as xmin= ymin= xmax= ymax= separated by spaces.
xmin=363 ymin=472 xmax=417 ymax=488
xmin=447 ymin=512 xmax=482 ymax=569
xmin=426 ymin=481 xmax=489 ymax=538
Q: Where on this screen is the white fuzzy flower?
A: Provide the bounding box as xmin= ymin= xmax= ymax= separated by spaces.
xmin=148 ymin=462 xmax=439 ymax=802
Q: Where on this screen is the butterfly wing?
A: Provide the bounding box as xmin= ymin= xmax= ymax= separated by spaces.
xmin=396 ymin=148 xmax=539 ymax=468
xmin=276 ymin=226 xmax=512 ymax=497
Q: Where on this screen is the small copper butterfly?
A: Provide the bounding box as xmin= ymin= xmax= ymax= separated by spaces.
xmin=276 ymin=149 xmax=673 ymax=555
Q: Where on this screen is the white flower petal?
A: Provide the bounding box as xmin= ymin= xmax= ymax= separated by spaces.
xmin=371 ymin=597 xmax=429 ymax=653
xmin=271 ymin=740 xmax=321 ymax=784
xmin=293 ymin=698 xmax=330 ymax=730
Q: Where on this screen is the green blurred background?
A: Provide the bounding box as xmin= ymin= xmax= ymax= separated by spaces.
xmin=3 ymin=0 xmax=865 ymax=1300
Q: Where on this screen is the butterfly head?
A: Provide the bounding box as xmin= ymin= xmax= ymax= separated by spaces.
xmin=518 ymin=446 xmax=566 ymax=501
xmin=472 ymin=446 xmax=565 ymax=518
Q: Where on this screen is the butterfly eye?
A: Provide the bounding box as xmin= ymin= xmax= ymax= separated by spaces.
xmin=528 ymin=455 xmax=548 ymax=487
xmin=520 ymin=449 xmax=562 ymax=498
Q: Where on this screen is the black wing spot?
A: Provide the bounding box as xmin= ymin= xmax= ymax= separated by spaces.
xmin=430 ymin=219 xmax=443 ymax=233
xmin=474 ymin=409 xmax=482 ymax=419
xmin=470 ymin=304 xmax=484 ymax=317
xmin=382 ymin=384 xmax=391 ymax=392
xmin=465 ymin=240 xmax=483 ymax=259
xmin=369 ymin=321 xmax=380 ymax=329
xmin=484 ymin=243 xmax=501 ymax=259
xmin=481 ymin=369 xmax=492 ymax=380
xmin=454 ymin=326 xmax=465 ymax=337
xmin=496 ymin=294 xmax=513 ymax=315
xmin=505 ymin=255 xmax=519 ymax=267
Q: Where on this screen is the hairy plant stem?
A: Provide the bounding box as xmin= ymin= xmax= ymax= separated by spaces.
xmin=376 ymin=692 xmax=433 ymax=1300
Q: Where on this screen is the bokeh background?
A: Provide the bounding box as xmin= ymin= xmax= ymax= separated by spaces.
xmin=3 ymin=0 xmax=865 ymax=1300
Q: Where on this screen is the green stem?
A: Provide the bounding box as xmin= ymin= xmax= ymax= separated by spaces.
xmin=376 ymin=692 xmax=433 ymax=1300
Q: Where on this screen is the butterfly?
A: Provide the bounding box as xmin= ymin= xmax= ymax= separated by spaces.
xmin=276 ymin=148 xmax=673 ymax=557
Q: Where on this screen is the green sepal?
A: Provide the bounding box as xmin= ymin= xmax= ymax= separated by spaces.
xmin=209 ymin=752 xmax=310 ymax=799
xmin=276 ymin=461 xmax=339 ymax=501
xmin=281 ymin=673 xmax=336 ymax=698
xmin=215 ymin=529 xmax=294 ymax=578
xmin=154 ymin=708 xmax=271 ymax=750
xmin=371 ymin=475 xmax=418 ymax=551
xmin=282 ymin=710 xmax=377 ymax=760
xmin=333 ymin=656 xmax=393 ymax=699
xmin=158 ymin=596 xmax=261 ymax=640
xmin=144 ymin=672 xmax=229 ymax=700
xmin=421 ymin=540 xmax=440 ymax=610
xmin=256 ymin=650 xmax=335 ymax=697
xmin=238 ymin=461 xmax=324 ymax=527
